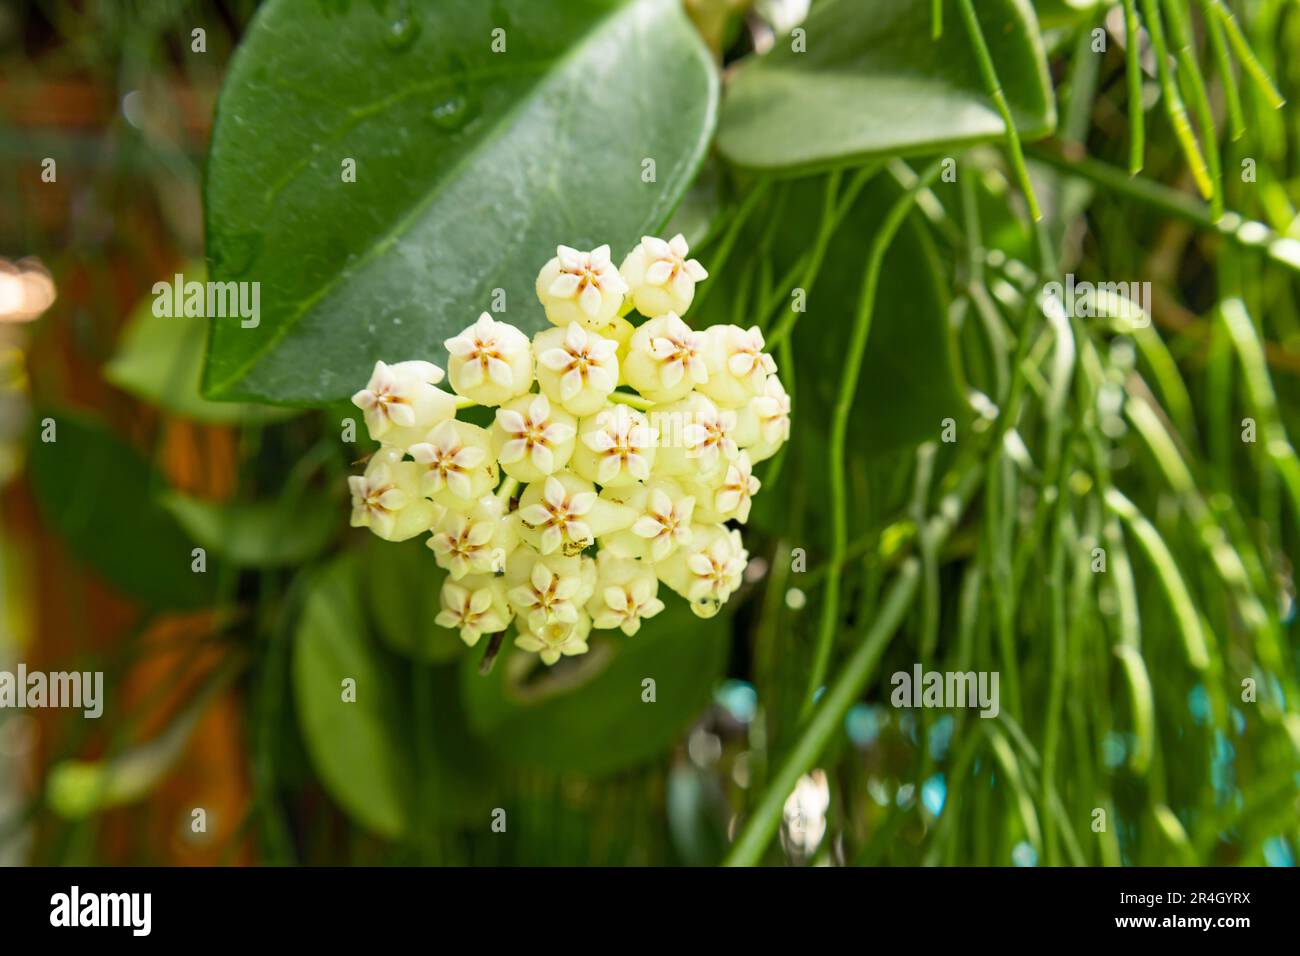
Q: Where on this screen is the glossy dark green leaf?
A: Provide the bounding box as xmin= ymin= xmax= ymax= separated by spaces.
xmin=203 ymin=0 xmax=717 ymax=406
xmin=717 ymin=0 xmax=1055 ymax=172
xmin=460 ymin=601 xmax=728 ymax=776
xmin=160 ymin=488 xmax=340 ymax=568
xmin=27 ymin=412 xmax=216 ymax=609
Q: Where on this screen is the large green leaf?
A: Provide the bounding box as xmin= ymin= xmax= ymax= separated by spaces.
xmin=716 ymin=0 xmax=1055 ymax=172
xmin=461 ymin=601 xmax=728 ymax=776
xmin=203 ymin=0 xmax=718 ymax=406
xmin=27 ymin=412 xmax=216 ymax=609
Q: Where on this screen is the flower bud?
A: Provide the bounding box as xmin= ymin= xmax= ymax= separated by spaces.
xmin=733 ymin=374 xmax=792 ymax=463
xmin=682 ymin=451 xmax=760 ymax=523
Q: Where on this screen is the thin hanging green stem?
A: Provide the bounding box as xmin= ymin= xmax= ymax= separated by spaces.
xmin=932 ymin=0 xmax=943 ymax=39
xmin=1205 ymin=0 xmax=1285 ymax=109
xmin=1162 ymin=0 xmax=1223 ymax=216
xmin=955 ymin=0 xmax=1041 ymax=221
xmin=1121 ymin=0 xmax=1146 ymax=172
xmin=725 ymin=559 xmax=922 ymax=867
xmin=799 ymin=161 xmax=944 ymax=719
xmin=1139 ymin=0 xmax=1213 ymax=199
xmin=1198 ymin=0 xmax=1245 ymax=140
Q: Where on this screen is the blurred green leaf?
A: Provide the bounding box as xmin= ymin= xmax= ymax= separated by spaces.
xmin=293 ymin=555 xmax=497 ymax=838
xmin=27 ymin=412 xmax=216 ymax=609
xmin=203 ymin=0 xmax=718 ymax=405
xmin=160 ymin=488 xmax=339 ymax=568
xmin=460 ymin=600 xmax=728 ymax=776
xmin=716 ymin=0 xmax=1055 ymax=172
xmin=293 ymin=555 xmax=414 ymax=838
xmin=359 ymin=535 xmax=463 ymax=663
xmin=105 ymin=267 xmax=296 ymax=424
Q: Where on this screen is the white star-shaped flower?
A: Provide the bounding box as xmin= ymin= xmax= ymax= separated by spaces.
xmin=535 ymin=244 xmax=628 ymax=330
xmin=428 ymin=511 xmax=498 ymax=580
xmin=630 ymin=487 xmax=696 ymax=561
xmin=507 ymin=560 xmax=583 ymax=633
xmin=623 ymin=312 xmax=709 ymax=403
xmin=517 ymin=474 xmax=597 ymax=555
xmin=444 ymin=312 xmax=533 ymax=407
xmin=514 ymin=613 xmax=592 ymax=666
xmin=700 ymin=324 xmax=776 ymax=407
xmin=535 ymin=322 xmax=619 ymax=415
xmin=435 ymin=577 xmax=511 ymax=647
xmin=493 ymin=393 xmax=576 ymax=480
xmin=573 ymin=404 xmax=658 ymax=488
xmin=619 ymin=234 xmax=708 ymax=319
xmin=347 ymin=449 xmax=439 ymax=542
xmin=350 ymin=360 xmax=455 ymax=449
xmin=409 ymin=420 xmax=494 ymax=501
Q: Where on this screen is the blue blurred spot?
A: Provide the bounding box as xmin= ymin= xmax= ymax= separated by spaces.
xmin=921 ymin=773 xmax=946 ymax=817
xmin=1211 ymin=731 xmax=1236 ymax=807
xmin=1263 ymin=837 xmax=1295 ymax=868
xmin=1102 ymin=732 xmax=1127 ymax=768
xmin=898 ymin=712 xmax=918 ymax=745
xmin=896 ymin=783 xmax=915 ymax=808
xmin=714 ymin=680 xmax=758 ymax=724
xmin=1012 ymin=841 xmax=1037 ymax=867
xmin=845 ymin=704 xmax=880 ymax=748
xmin=1188 ymin=685 xmax=1211 ymax=725
xmin=813 ymin=685 xmax=827 ymax=704
xmin=1230 ymin=707 xmax=1246 ymax=735
xmin=928 ymin=715 xmax=954 ymax=760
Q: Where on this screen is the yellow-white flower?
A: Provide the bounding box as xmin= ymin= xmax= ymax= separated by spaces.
xmin=653 ymin=393 xmax=738 ymax=477
xmin=514 ymin=613 xmax=593 ymax=666
xmin=535 ymin=322 xmax=620 ymax=416
xmin=435 ymin=575 xmax=512 ymax=647
xmin=618 ymin=234 xmax=708 ymax=318
xmin=507 ymin=557 xmax=585 ymax=633
xmin=535 ymin=244 xmax=628 ymax=330
xmin=587 ymin=553 xmax=665 ymax=635
xmin=734 ymin=374 xmax=792 ymax=463
xmin=685 ymin=450 xmax=760 ymax=523
xmin=600 ymin=478 xmax=695 ymax=562
xmin=427 ymin=496 xmax=518 ymax=580
xmin=351 ymin=360 xmax=456 ymax=449
xmin=490 ymin=393 xmax=577 ymax=483
xmin=444 ymin=312 xmax=533 ymax=407
xmin=517 ymin=472 xmax=634 ymax=555
xmin=570 ymin=404 xmax=657 ymax=488
xmin=655 ymin=524 xmax=748 ymax=619
xmin=409 ymin=419 xmax=498 ymax=504
xmin=348 ymin=448 xmax=440 ymax=542
xmin=700 ymin=324 xmax=776 ymax=408
xmin=621 ymin=312 xmax=709 ymax=403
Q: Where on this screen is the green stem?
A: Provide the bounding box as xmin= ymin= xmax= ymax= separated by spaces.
xmin=1139 ymin=0 xmax=1213 ymax=199
xmin=799 ymin=161 xmax=943 ymax=719
xmin=606 ymin=390 xmax=655 ymax=411
xmin=956 ymin=0 xmax=1041 ymax=221
xmin=1198 ymin=0 xmax=1245 ymax=140
xmin=724 ymin=559 xmax=922 ymax=867
xmin=1205 ymin=0 xmax=1285 ymax=109
xmin=1121 ymin=0 xmax=1146 ymax=172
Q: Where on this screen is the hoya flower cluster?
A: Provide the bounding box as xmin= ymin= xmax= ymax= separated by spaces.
xmin=348 ymin=236 xmax=791 ymax=666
